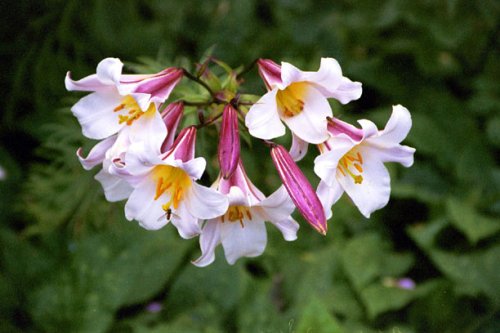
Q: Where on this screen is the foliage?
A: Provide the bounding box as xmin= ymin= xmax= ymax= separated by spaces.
xmin=1 ymin=0 xmax=499 ymax=332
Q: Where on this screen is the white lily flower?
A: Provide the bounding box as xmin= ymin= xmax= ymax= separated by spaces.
xmin=314 ymin=105 xmax=415 ymax=218
xmin=193 ymin=161 xmax=299 ymax=267
xmin=110 ymin=126 xmax=228 ymax=239
xmin=65 ymin=57 xmax=183 ymax=140
xmin=245 ymin=58 xmax=362 ymax=144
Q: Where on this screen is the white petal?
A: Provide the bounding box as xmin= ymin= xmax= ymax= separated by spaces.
xmin=186 ymin=182 xmax=229 ymax=220
xmin=282 ymin=86 xmax=331 ymax=144
xmin=71 ymin=89 xmax=124 ymax=140
xmin=65 ymin=73 xmax=108 ymax=92
xmin=280 ymin=61 xmax=304 ymax=87
xmin=270 ymin=217 xmax=299 ymax=241
xmin=357 ymin=119 xmax=379 ymax=139
xmin=95 ymin=169 xmax=133 ymax=202
xmin=313 ymin=138 xmax=355 ymax=186
xmin=325 ymin=77 xmax=363 ymax=104
xmin=77 ymin=135 xmax=117 ymax=170
xmin=96 ymin=58 xmax=123 ymax=85
xmin=367 ymin=145 xmax=415 ymax=167
xmin=124 ymin=179 xmax=167 ymax=229
xmin=289 ymin=133 xmax=309 ymax=161
xmin=245 ymin=89 xmax=286 ymax=140
xmin=129 ymin=109 xmax=167 ymax=153
xmin=193 ymin=219 xmax=221 ymax=267
xmin=339 ymin=148 xmax=391 ymax=218
xmin=316 ymin=180 xmax=344 ymax=220
xmin=297 ymin=58 xmax=343 ymax=92
xmin=180 ymin=157 xmax=206 ymax=180
xmin=370 ymin=105 xmax=413 ymax=145
xmin=258 ymin=186 xmax=295 ymax=221
xmin=220 ymin=219 xmax=267 ymax=265
xmin=227 ymin=186 xmax=251 ymax=207
xmin=170 ymin=203 xmax=201 ymax=239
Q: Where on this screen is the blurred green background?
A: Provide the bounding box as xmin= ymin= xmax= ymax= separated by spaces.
xmin=1 ymin=1 xmax=499 ymax=332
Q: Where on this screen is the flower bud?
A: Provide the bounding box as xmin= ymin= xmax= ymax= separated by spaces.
xmin=218 ymin=104 xmax=240 ymax=179
xmin=160 ymin=102 xmax=184 ymax=152
xmin=270 ymin=144 xmax=327 ymax=235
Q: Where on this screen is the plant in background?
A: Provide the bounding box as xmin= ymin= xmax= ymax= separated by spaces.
xmin=67 ymin=56 xmax=415 ymax=266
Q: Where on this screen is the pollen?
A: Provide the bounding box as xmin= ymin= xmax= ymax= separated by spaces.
xmin=114 ymin=95 xmax=155 ymax=126
xmin=338 ymin=149 xmax=364 ymax=184
xmin=152 ymin=165 xmax=192 ymax=210
xmin=276 ymin=82 xmax=309 ymax=118
xmin=221 ymin=205 xmax=252 ymax=228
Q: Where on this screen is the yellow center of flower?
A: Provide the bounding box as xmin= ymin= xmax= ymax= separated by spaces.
xmin=338 ymin=148 xmax=364 ymax=184
xmin=113 ymin=95 xmax=155 ymax=126
xmin=276 ymin=82 xmax=308 ymax=117
xmin=220 ymin=205 xmax=252 ymax=228
xmin=152 ymin=165 xmax=192 ymax=211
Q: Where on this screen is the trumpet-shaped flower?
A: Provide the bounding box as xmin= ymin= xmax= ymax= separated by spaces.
xmin=109 ymin=126 xmax=228 ymax=238
xmin=65 ymin=57 xmax=183 ymax=140
xmin=193 ymin=161 xmax=299 ymax=266
xmin=245 ymin=58 xmax=362 ymax=144
xmin=314 ymin=105 xmax=415 ymax=218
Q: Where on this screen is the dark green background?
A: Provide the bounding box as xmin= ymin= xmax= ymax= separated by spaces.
xmin=1 ymin=1 xmax=499 ymax=332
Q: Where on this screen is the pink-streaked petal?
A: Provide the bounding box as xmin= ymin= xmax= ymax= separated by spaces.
xmin=339 ymin=149 xmax=391 ymax=218
xmin=218 ymin=104 xmax=240 ymax=179
xmin=193 ymin=219 xmax=221 ymax=267
xmin=258 ymin=59 xmax=282 ymax=90
xmin=327 ymin=117 xmax=363 ymax=142
xmin=282 ymin=86 xmax=331 ymax=144
xmin=186 ymin=182 xmax=229 ymax=220
xmin=163 ymin=126 xmax=197 ymax=162
xmin=96 ymin=58 xmax=123 ymax=85
xmin=124 ymin=179 xmax=167 ymax=229
xmin=366 ymin=145 xmax=415 ymax=167
xmin=218 ymin=161 xmax=265 ymax=204
xmin=271 ymin=144 xmax=327 ymax=235
xmin=133 ymin=68 xmax=183 ymax=105
xmin=71 ymin=89 xmax=124 ymax=140
xmin=77 ymin=135 xmax=117 ymax=170
xmin=370 ymin=105 xmax=413 ymax=146
xmin=316 ymin=180 xmax=344 ymax=220
xmin=65 ymin=72 xmax=108 ymax=92
xmin=95 ymin=169 xmax=133 ymax=202
xmin=161 ymin=102 xmax=184 ymax=152
xmin=220 ymin=218 xmax=267 ymax=265
xmin=270 ymin=217 xmax=299 ymax=241
xmin=289 ymin=133 xmax=309 ymax=161
xmin=170 ymin=203 xmax=201 ymax=239
xmin=245 ymin=89 xmax=286 ymax=140
xmin=313 ymin=138 xmax=355 ymax=187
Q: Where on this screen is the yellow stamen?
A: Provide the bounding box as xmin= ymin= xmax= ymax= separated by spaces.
xmin=221 ymin=205 xmax=252 ymax=228
xmin=276 ymin=82 xmax=309 ymax=118
xmin=114 ymin=95 xmax=156 ymax=126
xmin=338 ymin=148 xmax=364 ymax=184
xmin=153 ymin=165 xmax=192 ymax=210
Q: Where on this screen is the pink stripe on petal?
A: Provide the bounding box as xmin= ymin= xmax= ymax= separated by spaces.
xmin=164 ymin=126 xmax=197 ymax=162
xmin=327 ymin=117 xmax=363 ymax=142
xmin=218 ymin=104 xmax=240 ymax=179
xmin=134 ymin=68 xmax=183 ymax=102
xmin=160 ymin=102 xmax=184 ymax=152
xmin=270 ymin=144 xmax=327 ymax=235
xmin=258 ymin=59 xmax=282 ymax=90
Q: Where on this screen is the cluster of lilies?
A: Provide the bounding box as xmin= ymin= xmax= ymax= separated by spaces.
xmin=66 ymin=56 xmax=414 ymax=266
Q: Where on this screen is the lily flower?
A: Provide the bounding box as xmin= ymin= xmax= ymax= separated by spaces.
xmin=110 ymin=126 xmax=228 ymax=238
xmin=245 ymin=58 xmax=362 ymax=144
xmin=314 ymin=105 xmax=415 ymax=218
xmin=270 ymin=144 xmax=327 ymax=235
xmin=65 ymin=57 xmax=183 ymax=140
xmin=193 ymin=161 xmax=299 ymax=266
xmin=218 ymin=104 xmax=240 ymax=179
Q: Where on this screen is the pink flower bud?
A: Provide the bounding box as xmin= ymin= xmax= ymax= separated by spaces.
xmin=257 ymin=59 xmax=282 ymax=90
xmin=133 ymin=67 xmax=184 ymax=105
xmin=218 ymin=104 xmax=240 ymax=179
xmin=160 ymin=102 xmax=184 ymax=152
xmin=270 ymin=144 xmax=327 ymax=235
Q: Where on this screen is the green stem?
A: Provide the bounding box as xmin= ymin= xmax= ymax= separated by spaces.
xmin=182 ymin=68 xmax=215 ymax=97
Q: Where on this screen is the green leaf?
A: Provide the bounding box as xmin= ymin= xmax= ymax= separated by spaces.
xmin=446 ymin=198 xmax=500 ymax=244
xmin=296 ymin=297 xmax=344 ymax=333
